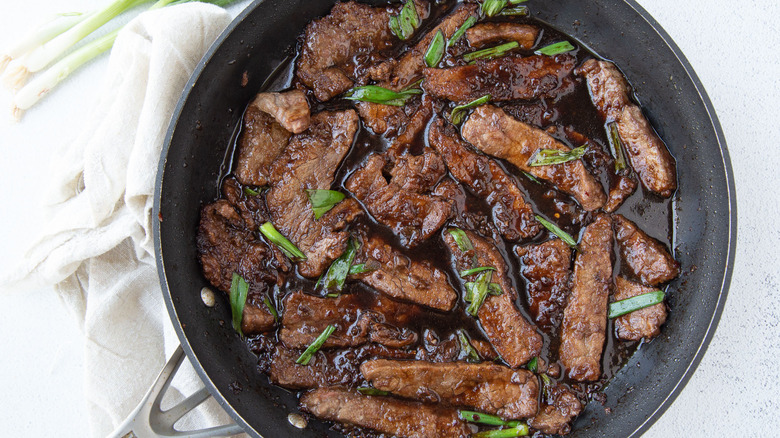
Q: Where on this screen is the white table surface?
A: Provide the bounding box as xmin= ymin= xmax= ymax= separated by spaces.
xmin=1 ymin=0 xmax=778 ymax=436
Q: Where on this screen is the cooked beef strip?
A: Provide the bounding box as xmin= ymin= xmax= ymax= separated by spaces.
xmin=361 ymin=359 xmax=539 ymax=419
xmin=250 ymin=90 xmax=310 ymax=134
xmin=423 ymin=54 xmax=576 ymax=103
xmin=300 ymin=387 xmax=472 ymax=438
xmin=345 ymin=153 xmax=452 ymax=247
xmin=352 ymin=234 xmax=458 ymax=311
xmin=528 ymin=384 xmax=583 ymax=436
xmin=559 ymin=214 xmax=613 ymax=381
xmin=429 ymin=119 xmax=541 ymax=241
xmin=613 ymin=214 xmax=680 ymax=286
xmin=576 ymin=59 xmax=677 ymax=197
xmin=280 ymin=290 xmax=419 ymax=349
xmin=613 ymin=276 xmax=667 ymax=341
xmin=265 ymin=110 xmax=362 ymax=278
xmin=462 ymin=105 xmax=607 ymax=211
xmin=443 ymin=229 xmax=543 ymax=367
xmin=389 ymin=147 xmax=447 ymax=193
xmin=234 ymin=105 xmax=290 ymax=187
xmin=516 ymin=238 xmax=573 ymax=328
xmin=466 ymin=23 xmax=539 ymax=48
xmin=604 ymin=174 xmax=638 ymax=213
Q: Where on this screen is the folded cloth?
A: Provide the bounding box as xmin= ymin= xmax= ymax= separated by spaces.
xmin=1 ymin=3 xmax=244 ymax=437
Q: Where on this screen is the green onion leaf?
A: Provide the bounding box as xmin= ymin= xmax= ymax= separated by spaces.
xmin=320 ymin=238 xmax=360 ymax=292
xmin=243 ymin=186 xmax=261 ymax=196
xmin=325 ymin=293 xmax=340 ymax=298
xmin=609 ymin=290 xmax=665 ymax=318
xmin=295 ymin=325 xmax=336 ymax=365
xmin=458 ymin=410 xmax=521 ymax=427
xmin=522 ymin=171 xmax=541 ymax=184
xmin=457 ymin=330 xmax=482 ymax=363
xmin=259 ymin=222 xmax=307 ymax=261
xmin=481 ymin=0 xmax=508 ymax=17
xmin=541 ymin=373 xmax=551 ymax=387
xmin=526 ymin=356 xmax=538 ymax=372
xmin=450 ymin=94 xmax=491 ymax=125
xmin=306 ymin=189 xmax=346 ymax=219
xmin=357 ymin=387 xmax=390 ymax=396
xmin=460 ymin=266 xmax=496 ymax=278
xmin=447 ymin=16 xmax=477 ymax=47
xmin=534 ymin=215 xmax=578 ymax=248
xmin=488 ymin=282 xmax=503 ymax=296
xmin=229 ymin=273 xmax=249 ymax=338
xmin=424 ymin=30 xmax=446 ymax=67
xmin=465 ymin=271 xmax=493 ymax=316
xmin=448 ymin=228 xmax=474 ymax=252
xmin=389 ymin=0 xmax=420 ymax=40
xmin=472 ymin=424 xmax=530 ymax=438
xmin=463 ymin=41 xmax=519 ymax=63
xmin=499 ymin=5 xmax=529 ymax=16
xmin=535 ymin=41 xmax=576 ymax=56
xmin=344 ymin=84 xmax=422 ymax=107
xmin=263 ymin=293 xmax=278 ymax=322
xmin=348 ymin=261 xmax=378 ymax=275
xmin=508 ymin=0 xmax=528 ymax=4
xmin=607 ymin=122 xmax=628 ymax=172
xmin=529 ymin=146 xmax=586 ymax=167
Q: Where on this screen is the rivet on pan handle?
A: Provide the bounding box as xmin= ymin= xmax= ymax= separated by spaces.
xmin=107 ymin=346 xmax=245 ymax=438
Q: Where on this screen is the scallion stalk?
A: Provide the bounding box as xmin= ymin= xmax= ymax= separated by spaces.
xmin=448 ymin=228 xmax=474 ymax=252
xmin=607 ymin=122 xmax=628 ymax=172
xmin=295 ymin=325 xmax=335 ymax=365
xmin=230 ymin=273 xmax=249 ymax=338
xmin=447 ymin=16 xmax=476 ymax=47
xmin=348 ymin=261 xmax=378 ymax=275
xmin=535 ymin=41 xmax=575 ymax=56
xmin=457 ymin=330 xmax=481 ymax=363
xmin=465 ymin=270 xmax=493 ymax=316
xmin=450 ymin=94 xmax=491 ymax=125
xmin=389 ymin=0 xmax=420 ymax=40
xmin=522 ymin=171 xmax=541 ymax=184
xmin=306 ymin=189 xmax=346 ymax=219
xmin=535 ymin=215 xmax=577 ymax=248
xmin=319 ymin=238 xmax=359 ymax=292
xmin=481 ymin=0 xmax=508 ymax=17
xmin=1 ymin=12 xmax=87 ymax=77
xmin=609 ymin=290 xmax=665 ymax=318
xmin=460 ymin=266 xmax=496 ymax=278
xmin=529 ymin=146 xmax=586 ymax=167
xmin=472 ymin=424 xmax=530 ymax=438
xmin=424 ymin=30 xmax=446 ymax=68
xmin=259 ymin=222 xmax=307 ymax=261
xmin=343 ymin=84 xmax=422 ymax=106
xmin=244 ymin=186 xmax=262 ymax=196
xmin=499 ymin=6 xmax=529 ymax=16
xmin=463 ymin=41 xmax=519 ymax=63
xmin=458 ymin=410 xmax=520 ymax=427
xmin=263 ymin=293 xmax=278 ymax=322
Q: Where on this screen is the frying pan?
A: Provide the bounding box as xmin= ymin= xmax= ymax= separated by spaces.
xmin=153 ymin=0 xmax=737 ymax=436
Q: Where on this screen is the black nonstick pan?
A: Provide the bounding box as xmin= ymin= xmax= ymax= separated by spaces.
xmin=153 ymin=0 xmax=737 ymax=436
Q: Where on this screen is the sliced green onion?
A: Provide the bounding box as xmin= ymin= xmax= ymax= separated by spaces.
xmin=508 ymin=0 xmax=528 ymax=4
xmin=348 ymin=261 xmax=378 ymax=275
xmin=488 ymin=282 xmax=503 ymax=296
xmin=526 ymin=356 xmax=538 ymax=372
xmin=460 ymin=266 xmax=496 ymax=278
xmin=244 ymin=186 xmax=262 ymax=196
xmin=259 ymin=222 xmax=307 ymax=261
xmin=465 ymin=271 xmax=493 ymax=316
xmin=458 ymin=410 xmax=520 ymax=427
xmin=230 ymin=273 xmax=249 ymax=338
xmin=609 ymin=290 xmax=665 ymax=318
xmin=448 ymin=228 xmax=474 ymax=252
xmin=457 ymin=330 xmax=481 ymax=363
xmin=306 ymin=189 xmax=346 ymax=219
xmin=357 ymin=387 xmax=390 ymax=396
xmin=522 ymin=171 xmax=541 ymax=184
xmin=296 ymin=325 xmax=335 ymax=365
xmin=450 ymin=94 xmax=491 ymax=125
xmin=534 ymin=215 xmax=577 ymax=248
xmin=389 ymin=0 xmax=420 ymax=40
xmin=535 ymin=41 xmax=576 ymax=56
xmin=607 ymin=122 xmax=628 ymax=172
xmin=344 ymin=84 xmax=422 ymax=106
xmin=424 ymin=30 xmax=446 ymax=68
xmin=473 ymin=424 xmax=530 ymax=438
xmin=320 ymin=238 xmax=359 ymax=292
xmin=481 ymin=0 xmax=508 ymax=17
xmin=541 ymin=373 xmax=551 ymax=387
xmin=263 ymin=293 xmax=278 ymax=322
xmin=529 ymin=146 xmax=586 ymax=167
xmin=499 ymin=6 xmax=529 ymax=16
xmin=447 ymin=16 xmax=477 ymax=47
xmin=325 ymin=293 xmax=340 ymax=298
xmin=463 ymin=41 xmax=519 ymax=63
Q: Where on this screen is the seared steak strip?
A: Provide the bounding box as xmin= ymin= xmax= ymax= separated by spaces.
xmin=300 ymin=387 xmax=472 ymax=438
xmin=429 ymin=119 xmax=541 ymax=240
xmin=234 ymin=105 xmax=290 ymax=187
xmin=462 ymin=105 xmax=606 ymax=211
xmin=361 ymin=359 xmax=539 ymax=419
xmin=604 ymin=174 xmax=638 ymax=213
xmin=466 ymin=23 xmax=539 ymax=49
xmin=613 ymin=276 xmax=667 ymax=341
xmin=559 ymin=214 xmax=613 ymax=381
xmin=250 ymin=90 xmax=310 ymax=134
xmin=576 ymin=59 xmax=677 ymax=197
xmin=516 ymin=239 xmax=573 ymax=327
xmin=528 ymin=384 xmax=582 ymax=435
xmin=613 ymin=214 xmax=680 ymax=285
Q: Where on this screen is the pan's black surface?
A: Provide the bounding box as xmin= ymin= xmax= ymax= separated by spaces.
xmin=153 ymin=0 xmax=737 ymax=436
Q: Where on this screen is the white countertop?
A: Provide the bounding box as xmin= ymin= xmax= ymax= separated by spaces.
xmin=1 ymin=0 xmax=778 ymax=436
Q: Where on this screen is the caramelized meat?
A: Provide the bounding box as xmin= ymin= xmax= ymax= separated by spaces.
xmin=529 ymin=384 xmax=583 ymax=435
xmin=613 ymin=214 xmax=680 ymax=285
xmin=300 ymin=388 xmax=472 ymax=438
xmin=466 ymin=23 xmax=539 ymax=48
xmin=250 ymin=90 xmax=310 ymax=134
xmin=390 ymin=148 xmax=447 ymax=193
xmin=423 ymin=55 xmax=576 ymax=103
xmin=577 ymin=59 xmax=677 ymax=197
xmin=269 ymin=346 xmax=362 ymax=390
xmin=560 ymin=214 xmax=613 ymax=381
xmin=462 ymin=105 xmax=606 ymax=211
xmin=516 ymin=239 xmax=573 ymax=327
xmin=604 ymin=174 xmax=638 ymax=213
xmin=361 ymin=360 xmax=539 ymax=418
xmin=429 ymin=119 xmax=541 ymax=240
xmin=234 ymin=106 xmax=290 ymax=187
xmin=613 ymin=276 xmax=667 ymax=341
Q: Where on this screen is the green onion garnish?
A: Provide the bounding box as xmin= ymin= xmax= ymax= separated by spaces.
xmin=447 ymin=16 xmax=477 ymax=47
xmin=541 ymin=373 xmax=551 ymax=387
xmin=263 ymin=293 xmax=278 ymax=322
xmin=534 ymin=215 xmax=577 ymax=248
xmin=357 ymin=387 xmax=390 ymax=396
xmin=319 ymin=238 xmax=359 ymax=292
xmin=424 ymin=30 xmax=446 ymax=67
xmin=259 ymin=222 xmax=307 ymax=261
xmin=465 ymin=271 xmax=494 ymax=316
xmin=508 ymin=0 xmax=528 ymax=4
xmin=526 ymin=356 xmax=538 ymax=372
xmin=535 ymin=41 xmax=576 ymax=56
xmin=348 ymin=262 xmax=378 ymax=275
xmin=522 ymin=171 xmax=541 ymax=184
xmin=609 ymin=290 xmax=665 ymax=318
xmin=529 ymin=146 xmax=586 ymax=167
xmin=463 ymin=41 xmax=519 ymax=63
xmin=450 ymin=94 xmax=492 ymax=125
xmin=306 ymin=189 xmax=346 ymax=219
xmin=457 ymin=330 xmax=482 ymax=363
xmin=343 ymin=84 xmax=422 ymax=106
xmin=460 ymin=266 xmax=497 ymax=278
xmin=607 ymin=122 xmax=628 ymax=172
xmin=243 ymin=186 xmax=261 ymax=196
xmin=448 ymin=228 xmax=474 ymax=252
xmin=473 ymin=424 xmax=530 ymax=438
xmin=389 ymin=0 xmax=420 ymax=41
xmin=488 ymin=282 xmax=503 ymax=296
xmin=229 ymin=273 xmax=249 ymax=338
xmin=481 ymin=0 xmax=508 ymax=17
xmin=458 ymin=410 xmax=521 ymax=427
xmin=295 ymin=325 xmax=336 ymax=365
xmin=499 ymin=5 xmax=529 ymax=16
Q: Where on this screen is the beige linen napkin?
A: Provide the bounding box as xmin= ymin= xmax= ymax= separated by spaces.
xmin=1 ymin=3 xmax=244 ymax=436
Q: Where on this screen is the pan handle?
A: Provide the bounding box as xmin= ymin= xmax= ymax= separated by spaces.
xmin=107 ymin=345 xmax=245 ymax=438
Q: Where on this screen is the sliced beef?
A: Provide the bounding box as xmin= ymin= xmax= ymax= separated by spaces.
xmin=528 ymin=384 xmax=582 ymax=435
xmin=516 ymin=238 xmax=573 ymax=327
xmin=613 ymin=214 xmax=680 ymax=285
xmin=268 ymin=346 xmax=362 ymax=390
xmin=559 ymin=214 xmax=613 ymax=381
xmin=300 ymin=388 xmax=472 ymax=438
xmin=250 ymin=90 xmax=310 ymax=134
xmin=461 ymin=105 xmax=606 ymax=211
xmin=280 ymin=291 xmax=419 ymax=349
xmin=345 ymin=153 xmax=451 ymax=247
xmin=389 ymin=148 xmax=447 ymax=193
xmin=613 ymin=276 xmax=667 ymax=341
xmin=429 ymin=119 xmax=541 ymax=240
xmin=361 ymin=359 xmax=539 ymax=418
xmin=423 ymin=55 xmax=576 ymax=103
xmin=265 ymin=110 xmax=362 ymax=278
xmin=604 ymin=174 xmax=638 ymax=213
xmin=576 ymin=59 xmax=677 ymax=197
xmin=466 ymin=23 xmax=539 ymax=48
xmin=234 ymin=105 xmax=290 ymax=187
xmin=443 ymin=229 xmax=543 ymax=367
xmin=352 ymin=234 xmax=458 ymax=311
